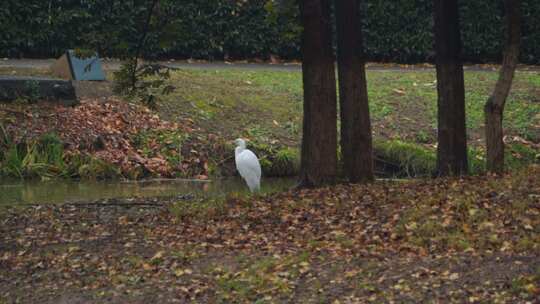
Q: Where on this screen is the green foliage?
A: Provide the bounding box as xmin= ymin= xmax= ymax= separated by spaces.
xmin=373 ymin=140 xmax=538 ymax=178
xmin=362 ymin=0 xmax=434 ymax=62
xmin=468 ymin=148 xmax=486 ymax=175
xmin=0 ymin=124 xmax=10 ymax=161
xmin=0 ymin=0 xmax=179 ymax=58
xmin=374 ymin=140 xmax=436 ymax=177
xmin=245 ymin=139 xmax=300 ymax=177
xmin=67 ymin=153 xmax=121 ymax=179
xmin=0 ymin=133 xmax=66 ymax=179
xmin=35 ymin=133 xmax=64 ymax=169
xmin=1 ymin=0 xmax=538 ymax=63
xmin=273 ymin=148 xmax=300 ymax=176
xmin=113 ymin=60 xmax=175 ymax=109
xmin=2 ymin=143 xmax=24 ymax=178
xmin=468 ymin=143 xmax=540 ymax=175
xmin=505 ymin=143 xmax=540 ymax=169
xmin=131 ymin=128 xmax=188 ymax=172
xmin=415 ymin=130 xmax=431 ymax=143
xmin=105 ymin=0 xmax=178 ymax=109
xmin=22 ymin=80 xmax=40 ymax=103
xmin=0 ymin=132 xmax=120 ymax=180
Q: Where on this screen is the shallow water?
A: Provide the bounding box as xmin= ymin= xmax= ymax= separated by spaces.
xmin=0 ymin=177 xmax=296 ymax=205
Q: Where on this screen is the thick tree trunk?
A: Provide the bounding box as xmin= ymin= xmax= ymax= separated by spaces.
xmin=485 ymin=0 xmax=521 ymax=173
xmin=335 ymin=0 xmax=374 ymax=183
xmin=433 ymin=0 xmax=468 ymax=176
xmin=298 ymin=0 xmax=338 ymax=187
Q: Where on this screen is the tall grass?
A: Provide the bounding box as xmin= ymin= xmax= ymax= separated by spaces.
xmin=0 ymin=131 xmax=119 ymax=180
xmin=0 ymin=132 xmax=66 ymax=179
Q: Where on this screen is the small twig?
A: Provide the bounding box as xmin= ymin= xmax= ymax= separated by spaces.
xmin=65 ymin=202 xmax=167 ymax=208
xmin=216 ymin=155 xmax=234 ymax=166
xmin=119 ymin=178 xmax=211 ymax=184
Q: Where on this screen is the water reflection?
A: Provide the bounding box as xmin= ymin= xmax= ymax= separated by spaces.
xmin=0 ymin=178 xmax=296 ymax=205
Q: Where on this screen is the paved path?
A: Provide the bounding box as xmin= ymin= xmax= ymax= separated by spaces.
xmin=1 ymin=58 xmax=539 ymax=72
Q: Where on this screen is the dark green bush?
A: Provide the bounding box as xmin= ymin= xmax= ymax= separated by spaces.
xmin=0 ymin=0 xmax=538 ymax=63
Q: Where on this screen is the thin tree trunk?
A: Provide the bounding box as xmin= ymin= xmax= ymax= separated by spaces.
xmin=130 ymin=0 xmax=159 ymax=92
xmin=335 ymin=0 xmax=374 ymax=183
xmin=485 ymin=0 xmax=521 ymax=173
xmin=298 ymin=0 xmax=338 ymax=187
xmin=433 ymin=0 xmax=468 ymax=176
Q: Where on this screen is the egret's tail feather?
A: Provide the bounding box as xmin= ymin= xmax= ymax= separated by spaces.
xmin=246 ymin=179 xmax=260 ymax=193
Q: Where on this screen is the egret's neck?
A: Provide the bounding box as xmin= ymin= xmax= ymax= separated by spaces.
xmin=235 ymin=146 xmax=245 ymax=158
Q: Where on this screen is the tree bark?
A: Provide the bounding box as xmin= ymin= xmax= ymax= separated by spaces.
xmin=335 ymin=0 xmax=374 ymax=183
xmin=130 ymin=0 xmax=160 ymax=92
xmin=433 ymin=0 xmax=468 ymax=176
xmin=298 ymin=0 xmax=338 ymax=187
xmin=485 ymin=0 xmax=521 ymax=173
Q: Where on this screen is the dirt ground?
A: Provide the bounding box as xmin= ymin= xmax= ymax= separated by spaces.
xmin=1 ymin=60 xmax=539 ymax=303
xmin=1 ymin=168 xmax=539 ymax=303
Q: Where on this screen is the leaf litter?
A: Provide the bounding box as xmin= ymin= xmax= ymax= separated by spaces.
xmin=0 ymin=98 xmax=215 ymax=178
xmin=1 ymin=166 xmax=539 ymax=303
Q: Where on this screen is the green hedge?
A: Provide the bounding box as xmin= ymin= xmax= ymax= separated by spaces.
xmin=0 ymin=0 xmax=538 ymax=64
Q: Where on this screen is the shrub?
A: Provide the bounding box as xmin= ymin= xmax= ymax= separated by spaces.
xmin=1 ymin=0 xmax=538 ymax=64
xmin=0 ymin=133 xmax=66 ymax=179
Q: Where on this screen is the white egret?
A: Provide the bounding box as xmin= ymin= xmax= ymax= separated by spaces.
xmin=234 ymin=138 xmax=261 ymax=192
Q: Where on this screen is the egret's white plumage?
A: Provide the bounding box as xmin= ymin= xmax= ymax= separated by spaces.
xmin=234 ymin=138 xmax=261 ymax=192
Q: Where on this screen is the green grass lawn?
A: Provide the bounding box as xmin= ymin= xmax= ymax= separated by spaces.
xmin=158 ymin=68 xmax=539 ymax=176
xmin=162 ymin=68 xmax=540 ymax=145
